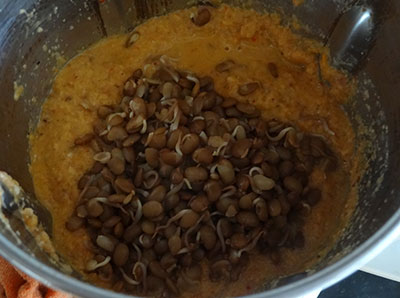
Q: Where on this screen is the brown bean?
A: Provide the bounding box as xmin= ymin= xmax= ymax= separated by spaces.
xmin=87 ymin=218 xmax=102 ymax=228
xmin=279 ymin=160 xmax=294 ymax=177
xmin=140 ymin=234 xmax=155 ymax=249
xmin=190 ymin=195 xmax=209 ymax=212
xmin=204 ymin=180 xmax=222 ymax=202
xmin=96 ymin=235 xmax=115 ymax=252
xmin=141 ymin=220 xmax=156 ymax=234
xmin=226 ymin=205 xmax=238 ymax=217
xmin=164 ymin=194 xmax=180 ymax=211
xmin=216 ymin=218 xmax=231 ymax=238
xmin=253 ymin=175 xmax=275 ymax=191
xmin=261 ymin=163 xmax=279 ymax=180
xmin=180 ymin=210 xmax=200 ymax=229
xmin=217 ymin=160 xmax=235 ymax=185
xmin=93 ymin=119 xmax=106 ymax=136
xmin=66 ymin=216 xmax=84 ymax=231
xmin=149 ymin=87 xmax=162 ymax=102
xmin=236 ymin=211 xmax=260 ymax=228
xmin=103 ymin=216 xmax=121 ymax=228
xmin=236 ymin=175 xmax=250 ymax=193
xmin=251 ymin=151 xmax=265 ymax=165
xmin=283 ymin=176 xmax=303 ymax=193
xmin=268 ymin=199 xmax=282 ymax=217
xmin=200 ymin=225 xmax=217 ymax=250
xmin=230 ymin=233 xmax=248 ymax=249
xmin=97 ymin=105 xmax=113 ymax=119
xmin=142 ymin=249 xmax=157 ymax=264
xmin=264 ymin=149 xmax=280 ymax=164
xmin=149 ymin=261 xmax=168 ymax=279
xmin=75 ymin=133 xmax=94 ymax=146
xmin=191 ymin=248 xmax=205 ymax=262
xmin=122 ymin=134 xmax=141 ymax=147
xmin=232 ymin=138 xmax=252 ymax=158
xmin=98 ymin=262 xmax=113 ymax=282
xmin=78 ymin=175 xmax=91 ymax=190
xmin=123 ymin=224 xmax=142 ymax=242
xmin=93 ymin=152 xmax=111 ymax=164
xmin=189 ymin=119 xmax=206 ymax=134
xmin=113 ymin=222 xmax=124 ymax=238
xmin=160 ymin=149 xmax=183 ymax=167
xmin=255 ymin=199 xmax=269 ymax=221
xmin=76 ymin=205 xmax=88 ymax=218
xmin=192 ymin=7 xmax=211 ymax=26
xmin=192 ymin=147 xmax=213 ymax=165
xmin=113 ymin=243 xmax=129 ymax=266
xmin=168 ymin=234 xmax=182 ymax=255
xmin=167 ymin=129 xmax=182 ymax=149
xmin=178 ymin=77 xmax=194 ymax=89
xmin=201 ymin=92 xmax=217 ymax=110
xmin=159 ymin=256 xmax=176 ymax=277
xmin=154 ymin=239 xmax=169 ymax=255
xmin=148 ymin=185 xmax=167 ymax=202
xmin=143 ymin=201 xmax=164 ymax=218
xmin=134 ymin=167 xmax=144 ymax=187
xmin=114 ymin=177 xmax=134 ymax=193
xmin=184 ymin=166 xmax=208 ymax=182
xmin=125 ymin=115 xmax=145 ymax=133
xmin=268 ymin=62 xmax=279 ymax=78
xmin=108 ymin=194 xmax=125 ymax=203
xmin=148 ymin=129 xmax=167 ymax=149
xmin=216 ymin=197 xmax=235 ymax=214
xmin=276 ymin=146 xmax=291 ymax=160
xmin=238 ymin=82 xmax=259 ymax=96
xmin=169 ymin=168 xmax=183 ymax=185
xmin=107 ymin=126 xmax=128 ymax=142
xmin=192 ymin=95 xmax=205 ymax=116
xmin=122 ymin=147 xmax=135 ymax=164
xmin=215 ymin=59 xmax=235 ymax=72
xmin=86 ymin=199 xmax=104 ymax=217
xmin=145 ymin=148 xmax=159 ymax=168
xmin=225 ymin=107 xmax=241 ymax=118
xmin=236 ymin=103 xmax=259 ymax=116
xmin=287 ymin=191 xmax=300 ymax=206
xmin=83 ymin=186 xmax=100 ymax=199
xmin=107 ymin=157 xmax=125 ymax=175
xmin=230 ymin=157 xmax=250 ymax=169
xmin=107 ymin=114 xmax=125 ymax=127
xmin=164 ymin=224 xmax=178 ymax=239
xmin=239 ymin=193 xmax=257 ymax=210
xmin=181 ymin=134 xmax=200 ymax=154
xmin=123 ymin=79 xmax=137 ymax=95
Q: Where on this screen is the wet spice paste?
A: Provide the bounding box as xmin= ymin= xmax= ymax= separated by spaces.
xmin=30 ymin=4 xmax=358 ymax=298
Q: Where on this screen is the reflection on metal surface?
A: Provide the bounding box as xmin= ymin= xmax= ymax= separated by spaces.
xmin=0 ymin=171 xmax=53 ymax=236
xmin=328 ymin=6 xmax=375 ymax=73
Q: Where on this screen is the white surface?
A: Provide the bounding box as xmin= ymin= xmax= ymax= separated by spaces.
xmin=298 ymin=290 xmax=321 ymax=298
xmin=361 ymin=236 xmax=400 ymax=282
xmin=296 ymin=233 xmax=400 ymax=298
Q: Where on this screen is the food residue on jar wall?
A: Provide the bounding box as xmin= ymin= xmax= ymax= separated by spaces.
xmin=29 ymin=4 xmax=359 ymax=298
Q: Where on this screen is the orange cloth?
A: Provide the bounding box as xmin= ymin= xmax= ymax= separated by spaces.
xmin=0 ymin=257 xmax=70 ymax=298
